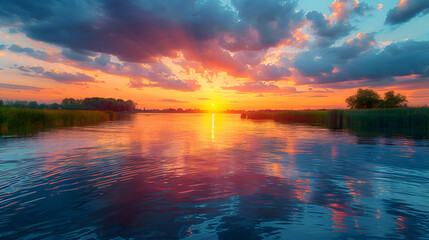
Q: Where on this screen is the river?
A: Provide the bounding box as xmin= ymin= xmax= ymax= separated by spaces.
xmin=0 ymin=113 xmax=428 ymax=239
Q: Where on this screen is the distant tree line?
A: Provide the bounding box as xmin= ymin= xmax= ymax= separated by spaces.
xmin=0 ymin=98 xmax=136 ymax=112
xmin=346 ymin=89 xmax=408 ymax=109
xmin=62 ymin=98 xmax=136 ymax=111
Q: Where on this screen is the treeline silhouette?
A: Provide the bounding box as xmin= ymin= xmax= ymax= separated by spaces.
xmin=0 ymin=98 xmax=136 ymax=112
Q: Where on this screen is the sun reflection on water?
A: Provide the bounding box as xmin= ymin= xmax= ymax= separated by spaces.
xmin=211 ymin=113 xmax=215 ymax=142
xmin=0 ymin=113 xmax=427 ymax=239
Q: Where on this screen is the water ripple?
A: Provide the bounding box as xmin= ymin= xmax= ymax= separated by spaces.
xmin=0 ymin=114 xmax=428 ymax=239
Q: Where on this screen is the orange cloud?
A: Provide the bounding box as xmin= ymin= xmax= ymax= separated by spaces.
xmin=330 ymin=1 xmax=348 ymax=22
xmin=398 ymin=0 xmax=408 ymax=7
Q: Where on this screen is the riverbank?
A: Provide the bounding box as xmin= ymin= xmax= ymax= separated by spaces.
xmin=241 ymin=108 xmax=429 ymax=139
xmin=0 ymin=107 xmax=115 ymax=135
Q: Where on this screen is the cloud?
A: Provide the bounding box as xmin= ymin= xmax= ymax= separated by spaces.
xmin=249 ymin=64 xmax=291 ymax=81
xmin=225 ymin=0 xmax=305 ymax=50
xmin=1 ymin=0 xmax=425 ymax=94
xmin=198 ymin=98 xmax=211 ymax=100
xmin=306 ymin=94 xmax=328 ymax=98
xmin=130 ymin=79 xmax=201 ymax=92
xmin=0 ymin=0 xmax=305 ymax=63
xmin=306 ymin=0 xmax=373 ymax=47
xmin=0 ymin=82 xmax=44 ymax=91
xmin=322 ymin=40 xmax=429 ymax=82
xmin=222 ymin=81 xmax=297 ymax=94
xmin=13 ymin=65 xmax=97 ymax=84
xmin=294 ymin=32 xmax=376 ymax=77
xmin=61 ymin=49 xmax=93 ymax=62
xmin=8 ymin=44 xmax=59 ymax=62
xmin=329 ymin=0 xmax=372 ymax=22
xmin=306 ymin=11 xmax=352 ymax=47
xmin=160 ymin=99 xmax=189 ymax=103
xmin=293 ymin=40 xmax=429 ymax=89
xmin=410 ymin=90 xmax=429 ymax=99
xmin=43 ymin=71 xmax=96 ymax=84
xmin=385 ymin=0 xmax=429 ymax=25
xmin=0 ymin=45 xmax=6 ymax=50
xmin=11 ymin=45 xmax=202 ymax=91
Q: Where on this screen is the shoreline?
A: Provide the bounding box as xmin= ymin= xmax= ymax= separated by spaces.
xmin=0 ymin=108 xmax=115 ymax=136
xmin=241 ymin=108 xmax=429 ymax=139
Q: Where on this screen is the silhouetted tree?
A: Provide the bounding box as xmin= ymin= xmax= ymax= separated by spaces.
xmin=378 ymin=91 xmax=408 ymax=108
xmin=0 ymin=100 xmax=3 ymax=107
xmin=80 ymin=97 xmax=136 ymax=111
xmin=28 ymin=101 xmax=38 ymax=109
xmin=346 ymin=88 xmax=381 ymax=109
xmin=50 ymin=103 xmax=60 ymax=109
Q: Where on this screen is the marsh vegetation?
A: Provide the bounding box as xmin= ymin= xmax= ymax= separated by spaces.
xmin=0 ymin=107 xmax=114 ymax=136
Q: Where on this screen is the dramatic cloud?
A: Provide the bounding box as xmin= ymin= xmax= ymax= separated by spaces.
xmin=321 ymin=40 xmax=429 ymax=83
xmin=385 ymin=0 xmax=429 ymax=25
xmin=306 ymin=11 xmax=352 ymax=47
xmin=225 ymin=0 xmax=305 ymax=50
xmin=293 ymin=39 xmax=429 ymax=88
xmin=9 ymin=45 xmax=202 ymax=92
xmin=306 ymin=0 xmax=373 ymax=47
xmin=294 ymin=32 xmax=376 ymax=77
xmin=0 ymin=82 xmax=44 ymax=91
xmin=0 ymin=0 xmax=304 ymax=63
xmin=0 ymin=0 xmax=427 ymax=100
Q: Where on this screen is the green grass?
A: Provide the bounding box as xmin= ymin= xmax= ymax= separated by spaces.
xmin=0 ymin=107 xmax=115 ymax=135
xmin=327 ymin=108 xmax=429 ymax=138
xmin=242 ymin=108 xmax=429 ymax=139
xmin=243 ymin=110 xmax=329 ymax=126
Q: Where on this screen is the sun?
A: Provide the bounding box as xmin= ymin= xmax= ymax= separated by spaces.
xmin=211 ymin=103 xmax=215 ymax=106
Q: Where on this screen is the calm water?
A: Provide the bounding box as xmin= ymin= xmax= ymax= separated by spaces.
xmin=0 ymin=113 xmax=428 ymax=239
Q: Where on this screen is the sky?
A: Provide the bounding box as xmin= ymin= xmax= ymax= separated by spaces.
xmin=0 ymin=0 xmax=428 ymax=110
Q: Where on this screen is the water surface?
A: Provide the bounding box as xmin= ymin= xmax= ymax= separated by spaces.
xmin=0 ymin=113 xmax=428 ymax=239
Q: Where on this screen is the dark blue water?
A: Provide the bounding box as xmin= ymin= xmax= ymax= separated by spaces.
xmin=0 ymin=113 xmax=428 ymax=239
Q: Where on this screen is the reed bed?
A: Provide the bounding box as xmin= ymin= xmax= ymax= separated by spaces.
xmin=242 ymin=110 xmax=329 ymax=125
xmin=0 ymin=107 xmax=115 ymax=135
xmin=327 ymin=108 xmax=429 ymax=138
xmin=242 ymin=108 xmax=429 ymax=138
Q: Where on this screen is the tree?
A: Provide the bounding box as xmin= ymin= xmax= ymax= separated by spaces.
xmin=346 ymin=88 xmax=381 ymax=109
xmin=28 ymin=101 xmax=38 ymax=109
xmin=0 ymin=100 xmax=3 ymax=107
xmin=378 ymin=91 xmax=407 ymax=108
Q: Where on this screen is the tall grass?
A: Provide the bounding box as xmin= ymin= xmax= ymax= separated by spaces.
xmin=242 ymin=108 xmax=429 ymax=139
xmin=243 ymin=110 xmax=329 ymax=125
xmin=327 ymin=108 xmax=429 ymax=138
xmin=0 ymin=107 xmax=115 ymax=135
